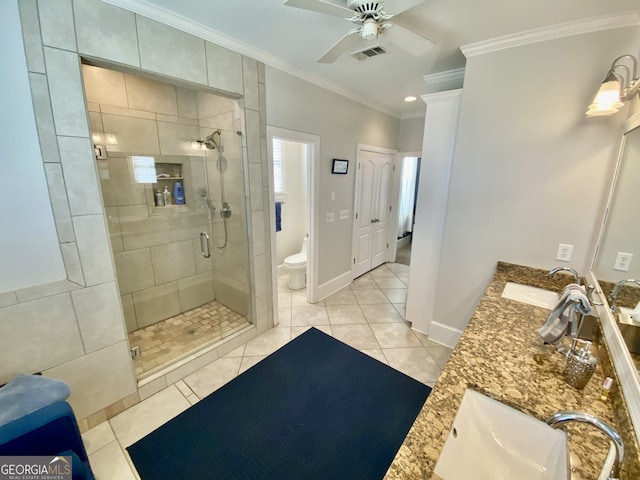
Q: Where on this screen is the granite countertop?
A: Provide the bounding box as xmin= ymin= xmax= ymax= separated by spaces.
xmin=385 ymin=262 xmax=640 ymax=479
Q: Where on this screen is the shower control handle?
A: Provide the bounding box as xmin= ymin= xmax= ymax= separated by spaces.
xmin=200 ymin=232 xmax=211 ymax=258
xmin=221 ymin=202 xmax=232 ymax=219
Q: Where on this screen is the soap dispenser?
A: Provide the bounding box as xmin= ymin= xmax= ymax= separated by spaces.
xmin=163 ymin=185 xmax=172 ymax=205
xmin=174 ymin=181 xmax=185 ymax=205
xmin=564 ymin=339 xmax=597 ymax=390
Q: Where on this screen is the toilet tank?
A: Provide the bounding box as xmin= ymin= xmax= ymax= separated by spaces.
xmin=301 ymin=237 xmax=308 ymax=255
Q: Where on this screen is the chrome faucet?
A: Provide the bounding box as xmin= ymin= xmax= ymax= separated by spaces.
xmin=547 ymin=411 xmax=624 ymax=480
xmin=608 ymin=279 xmax=640 ymax=313
xmin=549 ymin=266 xmax=580 ymax=283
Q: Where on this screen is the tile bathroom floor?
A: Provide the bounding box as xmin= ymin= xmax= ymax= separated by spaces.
xmin=82 ymin=263 xmax=453 ymax=479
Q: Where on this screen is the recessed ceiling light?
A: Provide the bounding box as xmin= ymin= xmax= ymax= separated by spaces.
xmin=404 ymin=96 xmax=417 ymax=102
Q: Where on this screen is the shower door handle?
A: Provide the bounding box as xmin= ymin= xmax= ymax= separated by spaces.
xmin=200 ymin=232 xmax=211 ymax=258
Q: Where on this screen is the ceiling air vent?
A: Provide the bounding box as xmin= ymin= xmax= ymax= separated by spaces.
xmin=351 ymin=45 xmax=387 ymax=61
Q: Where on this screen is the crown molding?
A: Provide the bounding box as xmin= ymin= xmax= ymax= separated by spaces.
xmin=461 ymin=11 xmax=640 ymax=58
xmin=421 ymin=89 xmax=463 ymax=104
xmin=422 ymin=68 xmax=465 ymax=85
xmin=101 ymin=0 xmax=401 ymax=118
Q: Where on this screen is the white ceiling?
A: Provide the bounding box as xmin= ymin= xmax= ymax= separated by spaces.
xmin=117 ymin=0 xmax=639 ymax=117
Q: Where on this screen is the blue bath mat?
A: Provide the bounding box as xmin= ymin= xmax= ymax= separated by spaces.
xmin=127 ymin=327 xmax=431 ymax=479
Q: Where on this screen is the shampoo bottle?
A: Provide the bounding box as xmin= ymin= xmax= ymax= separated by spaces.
xmin=174 ymin=181 xmax=185 ymax=205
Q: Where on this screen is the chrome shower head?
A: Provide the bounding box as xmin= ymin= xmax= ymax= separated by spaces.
xmin=204 ymin=129 xmax=221 ymax=150
xmin=195 ymin=130 xmax=221 ymax=150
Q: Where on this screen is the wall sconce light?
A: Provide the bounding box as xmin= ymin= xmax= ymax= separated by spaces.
xmin=587 ymin=54 xmax=640 ymax=117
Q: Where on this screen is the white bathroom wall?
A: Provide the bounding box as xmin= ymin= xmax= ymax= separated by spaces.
xmin=276 ymin=140 xmax=308 ymax=265
xmin=432 ymin=26 xmax=640 ymax=332
xmin=0 ymin=0 xmax=66 ymax=293
xmin=266 ymin=67 xmax=400 ymax=286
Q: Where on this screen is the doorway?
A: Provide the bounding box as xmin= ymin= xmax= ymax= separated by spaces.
xmin=394 ymin=154 xmax=421 ymax=266
xmin=267 ymin=127 xmax=320 ymax=320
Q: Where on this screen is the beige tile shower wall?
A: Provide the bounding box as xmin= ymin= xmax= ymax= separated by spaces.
xmin=83 ymin=64 xmax=217 ymax=331
xmin=6 ymin=0 xmax=272 ymax=422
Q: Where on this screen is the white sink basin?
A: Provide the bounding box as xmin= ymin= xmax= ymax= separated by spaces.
xmin=434 ymin=389 xmax=568 ymax=480
xmin=501 ymin=282 xmax=559 ymax=309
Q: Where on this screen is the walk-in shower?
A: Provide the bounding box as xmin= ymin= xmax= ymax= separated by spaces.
xmin=82 ymin=63 xmax=252 ymax=379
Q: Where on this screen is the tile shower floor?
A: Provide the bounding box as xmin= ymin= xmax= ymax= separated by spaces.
xmin=129 ymin=301 xmax=249 ymax=376
xmin=82 ymin=263 xmax=453 ymax=479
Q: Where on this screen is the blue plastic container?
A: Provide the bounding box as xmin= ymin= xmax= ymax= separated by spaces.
xmin=174 ymin=181 xmax=185 ymax=205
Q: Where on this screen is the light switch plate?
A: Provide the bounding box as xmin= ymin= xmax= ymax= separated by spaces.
xmin=326 ymin=212 xmax=335 ymax=223
xmin=340 ymin=209 xmax=349 ymax=220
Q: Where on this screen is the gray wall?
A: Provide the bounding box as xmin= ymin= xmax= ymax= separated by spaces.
xmin=266 ymin=67 xmax=400 ymax=285
xmin=433 ymin=27 xmax=640 ymax=332
xmin=398 ymin=115 xmax=425 ymax=153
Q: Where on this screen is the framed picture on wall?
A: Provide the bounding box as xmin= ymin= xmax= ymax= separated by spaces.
xmin=332 ymin=159 xmax=349 ymax=174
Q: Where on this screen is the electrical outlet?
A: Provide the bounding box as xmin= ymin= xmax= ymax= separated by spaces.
xmin=614 ymin=252 xmax=633 ymax=272
xmin=556 ymin=243 xmax=573 ymax=262
xmin=326 ymin=212 xmax=335 ymax=223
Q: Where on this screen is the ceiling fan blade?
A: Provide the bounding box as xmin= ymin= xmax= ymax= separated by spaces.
xmin=318 ymin=32 xmax=368 ymax=63
xmin=382 ymin=24 xmax=434 ymax=57
xmin=385 ymin=0 xmax=427 ymax=15
xmin=283 ymin=0 xmax=354 ymax=18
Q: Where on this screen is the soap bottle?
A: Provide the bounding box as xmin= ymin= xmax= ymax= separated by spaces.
xmin=163 ymin=185 xmax=172 ymax=205
xmin=174 ymin=181 xmax=185 ymax=205
xmin=155 ymin=190 xmax=165 ymax=206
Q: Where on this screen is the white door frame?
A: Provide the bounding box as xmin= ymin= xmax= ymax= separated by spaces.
xmin=389 ymin=151 xmax=421 ymax=262
xmin=267 ymin=126 xmax=320 ymax=321
xmin=352 ymin=143 xmax=398 ymax=279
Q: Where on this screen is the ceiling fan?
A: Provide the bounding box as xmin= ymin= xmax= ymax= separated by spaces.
xmin=283 ymin=0 xmax=434 ymax=63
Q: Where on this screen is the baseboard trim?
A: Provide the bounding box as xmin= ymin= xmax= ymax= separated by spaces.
xmin=424 ymin=321 xmax=463 ymax=349
xmin=317 ymin=271 xmax=353 ymax=301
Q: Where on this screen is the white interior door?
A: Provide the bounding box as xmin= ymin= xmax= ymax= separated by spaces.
xmin=353 ymin=148 xmax=395 ymax=278
xmin=371 ymin=156 xmax=393 ymax=268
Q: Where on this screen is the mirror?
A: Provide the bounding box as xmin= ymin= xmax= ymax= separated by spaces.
xmin=591 ymin=110 xmax=640 ymax=441
xmin=594 ymin=120 xmax=640 ymax=368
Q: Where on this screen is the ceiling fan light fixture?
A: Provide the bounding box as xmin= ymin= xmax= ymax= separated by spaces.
xmin=361 ymin=18 xmax=379 ymax=40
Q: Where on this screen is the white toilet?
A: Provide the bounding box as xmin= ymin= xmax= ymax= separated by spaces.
xmin=284 ymin=237 xmax=307 ymax=290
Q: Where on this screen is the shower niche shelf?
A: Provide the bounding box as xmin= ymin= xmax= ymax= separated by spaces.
xmin=142 ymin=156 xmax=198 ymax=216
